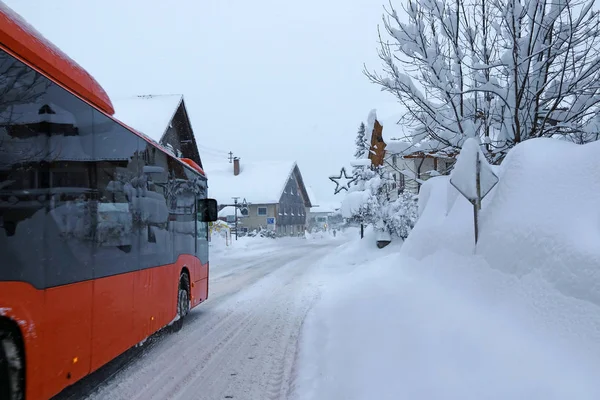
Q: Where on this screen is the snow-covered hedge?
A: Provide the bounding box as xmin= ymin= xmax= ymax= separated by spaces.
xmin=403 ymin=138 xmax=600 ymax=305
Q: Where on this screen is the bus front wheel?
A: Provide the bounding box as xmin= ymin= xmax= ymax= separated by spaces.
xmin=172 ymin=272 xmax=190 ymax=332
xmin=0 ymin=329 xmax=23 ymax=400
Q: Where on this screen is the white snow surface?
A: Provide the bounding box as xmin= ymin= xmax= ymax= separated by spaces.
xmin=309 ymin=203 xmax=340 ymax=214
xmin=112 ymin=95 xmax=183 ymax=144
xmin=384 ymin=139 xmax=413 ymax=154
xmin=292 ymin=138 xmax=600 ymax=400
xmin=203 ymin=156 xmax=299 ymax=206
xmin=340 ymin=190 xmax=371 ymax=219
xmin=364 ymin=109 xmax=377 ymax=146
xmin=217 ymin=205 xmax=237 ymax=218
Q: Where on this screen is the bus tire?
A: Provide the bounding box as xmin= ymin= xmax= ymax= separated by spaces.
xmin=172 ymin=272 xmax=190 ymax=332
xmin=0 ymin=327 xmax=24 ymax=400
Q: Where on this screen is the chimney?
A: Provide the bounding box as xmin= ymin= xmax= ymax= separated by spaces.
xmin=233 ymin=157 xmax=240 ymax=176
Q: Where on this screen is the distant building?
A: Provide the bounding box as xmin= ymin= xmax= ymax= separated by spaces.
xmin=375 ymin=115 xmax=456 ymax=196
xmin=308 ymin=204 xmax=342 ymax=231
xmin=205 ymin=157 xmax=313 ymax=236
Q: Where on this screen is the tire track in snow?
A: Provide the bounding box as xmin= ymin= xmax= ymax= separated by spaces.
xmin=82 ymin=242 xmax=334 ymax=400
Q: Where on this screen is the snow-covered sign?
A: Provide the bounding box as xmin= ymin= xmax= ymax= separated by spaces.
xmin=329 ymin=167 xmax=356 ymax=195
xmin=450 ymin=139 xmax=498 ymax=203
xmin=240 ymin=198 xmax=249 ymax=216
xmin=449 ymin=138 xmax=499 ymax=244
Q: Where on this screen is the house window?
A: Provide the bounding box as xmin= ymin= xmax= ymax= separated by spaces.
xmin=257 ymin=207 xmax=267 ymax=216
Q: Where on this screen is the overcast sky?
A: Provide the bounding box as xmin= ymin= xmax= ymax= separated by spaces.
xmin=5 ymin=0 xmax=400 ymax=206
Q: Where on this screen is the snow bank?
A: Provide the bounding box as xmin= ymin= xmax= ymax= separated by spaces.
xmin=293 ymin=138 xmax=600 ymax=400
xmin=294 ymin=242 xmax=600 ymax=400
xmin=405 ymin=138 xmax=600 ymax=306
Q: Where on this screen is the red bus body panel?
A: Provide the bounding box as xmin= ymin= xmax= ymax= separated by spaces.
xmin=0 ymin=5 xmax=211 ymax=400
xmin=0 ymin=257 xmax=209 ymax=400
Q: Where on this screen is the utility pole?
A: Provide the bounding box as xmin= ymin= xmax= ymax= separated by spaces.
xmin=228 ymin=151 xmax=234 ymax=163
xmin=232 ymin=197 xmax=239 ymax=240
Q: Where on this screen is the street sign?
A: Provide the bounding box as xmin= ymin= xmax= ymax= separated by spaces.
xmin=449 ymin=139 xmax=499 ymax=244
xmin=266 ymin=218 xmax=275 ymax=225
xmin=240 ymin=198 xmax=249 ymax=216
xmin=450 ymin=154 xmax=498 ymax=202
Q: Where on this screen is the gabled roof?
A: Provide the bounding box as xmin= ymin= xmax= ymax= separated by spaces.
xmin=112 ymin=94 xmax=183 ymax=144
xmin=306 ymin=186 xmax=319 ymax=207
xmin=0 ymin=3 xmax=114 ymax=115
xmin=203 ymin=157 xmax=310 ymax=206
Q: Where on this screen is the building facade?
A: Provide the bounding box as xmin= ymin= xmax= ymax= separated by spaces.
xmin=208 ymin=158 xmax=313 ymax=236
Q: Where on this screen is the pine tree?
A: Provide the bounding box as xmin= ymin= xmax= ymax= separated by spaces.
xmin=354 ymin=122 xmax=367 ymax=159
xmin=352 ymin=122 xmax=369 ymax=183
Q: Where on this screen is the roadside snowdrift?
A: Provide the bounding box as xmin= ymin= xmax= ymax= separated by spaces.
xmin=293 ymin=138 xmax=600 ymax=400
xmin=404 ymin=138 xmax=600 ymax=306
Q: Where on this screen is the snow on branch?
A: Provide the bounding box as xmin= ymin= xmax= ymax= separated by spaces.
xmin=365 ymin=0 xmax=600 ymax=162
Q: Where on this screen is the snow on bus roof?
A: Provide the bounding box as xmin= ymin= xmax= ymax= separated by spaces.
xmin=0 ymin=3 xmax=114 ymax=115
xmin=203 ymin=157 xmax=298 ymax=206
xmin=112 ymin=95 xmax=183 ymax=145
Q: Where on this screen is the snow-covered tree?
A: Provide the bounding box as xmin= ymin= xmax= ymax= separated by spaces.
xmin=379 ymin=191 xmax=418 ymax=239
xmin=366 ymin=0 xmax=600 ymax=162
xmin=342 ymin=162 xmax=417 ymax=240
xmin=352 ymin=122 xmax=370 ymax=182
xmin=355 ymin=122 xmax=368 ymax=159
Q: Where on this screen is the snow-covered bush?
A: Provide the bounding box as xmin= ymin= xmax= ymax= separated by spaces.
xmin=343 ymin=110 xmax=419 ymax=242
xmin=342 ymin=164 xmax=418 ymax=240
xmin=380 ymin=191 xmax=418 ymax=240
xmin=247 ymin=228 xmax=277 ymax=239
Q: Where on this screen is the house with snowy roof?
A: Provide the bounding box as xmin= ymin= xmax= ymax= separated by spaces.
xmin=112 ymin=94 xmax=203 ymax=168
xmin=204 ymin=157 xmax=313 ymax=236
xmin=308 ymin=203 xmax=342 ymax=231
xmin=372 ymin=113 xmax=456 ymax=195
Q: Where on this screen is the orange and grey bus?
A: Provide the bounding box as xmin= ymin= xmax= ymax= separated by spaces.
xmin=0 ymin=4 xmax=218 ymax=399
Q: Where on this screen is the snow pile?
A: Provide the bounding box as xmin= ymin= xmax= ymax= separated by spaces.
xmin=293 ymin=138 xmax=600 ymax=399
xmin=293 ymin=239 xmax=600 ymax=400
xmin=405 ymin=137 xmax=600 ymax=306
xmin=364 ymin=109 xmax=378 ymax=146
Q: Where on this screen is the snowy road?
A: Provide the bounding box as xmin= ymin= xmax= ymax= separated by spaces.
xmin=54 ymin=239 xmax=338 ymax=400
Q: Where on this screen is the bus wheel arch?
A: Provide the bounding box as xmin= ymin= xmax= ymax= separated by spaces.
xmin=0 ymin=317 xmax=25 ymax=400
xmin=173 ymin=269 xmax=190 ymax=332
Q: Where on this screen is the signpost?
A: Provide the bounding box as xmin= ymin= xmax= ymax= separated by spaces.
xmin=450 ymin=148 xmax=499 ymax=244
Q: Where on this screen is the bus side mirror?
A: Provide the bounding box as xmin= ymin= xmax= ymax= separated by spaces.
xmin=198 ymin=198 xmax=218 ymax=222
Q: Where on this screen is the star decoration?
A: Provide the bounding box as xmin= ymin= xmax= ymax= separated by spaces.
xmin=329 ymin=167 xmax=356 ymax=195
